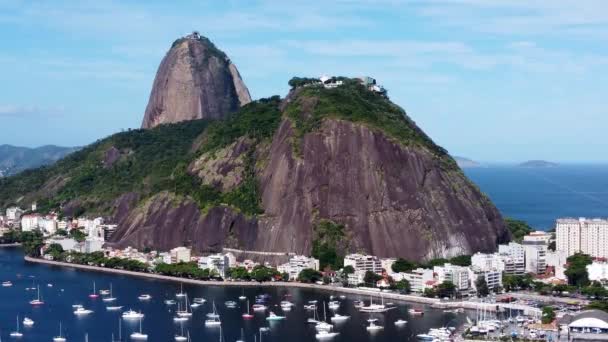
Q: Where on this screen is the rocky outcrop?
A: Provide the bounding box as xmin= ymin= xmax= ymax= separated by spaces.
xmin=141 ymin=33 xmax=251 ymax=129
xmin=188 ymin=138 xmax=251 ymax=192
xmin=108 ymin=192 xmax=258 ymax=253
xmin=253 ymin=118 xmax=508 ymax=260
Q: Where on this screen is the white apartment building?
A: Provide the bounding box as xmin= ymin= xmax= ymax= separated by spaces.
xmin=20 ymin=214 xmax=40 ymax=232
xmin=344 ymin=254 xmax=382 ymax=274
xmin=399 ymin=268 xmax=434 ymax=293
xmin=469 ymin=267 xmax=502 ymax=292
xmin=523 ymin=241 xmax=548 ymax=274
xmin=39 ymin=217 xmax=57 ymax=235
xmin=498 ymin=242 xmax=526 ymax=275
xmin=546 ymin=250 xmax=568 ymax=280
xmin=588 ymin=262 xmax=608 ymax=282
xmin=471 ymin=252 xmax=505 ymax=273
xmin=170 ymin=247 xmax=192 ymax=263
xmin=279 ymin=255 xmax=319 ymax=281
xmin=381 ymin=258 xmax=396 ymax=273
xmin=434 ymin=264 xmax=470 ymax=292
xmin=556 ymin=218 xmax=608 ymax=258
xmin=199 ymin=254 xmax=231 ymax=278
xmin=6 ymin=207 xmax=24 ymax=221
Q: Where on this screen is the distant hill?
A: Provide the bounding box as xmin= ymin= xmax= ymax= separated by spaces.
xmin=0 ymin=144 xmax=79 ymax=177
xmin=454 ymin=156 xmax=481 ymax=168
xmin=518 ymin=160 xmax=558 ymax=168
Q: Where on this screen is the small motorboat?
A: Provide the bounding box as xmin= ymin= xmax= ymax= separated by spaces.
xmin=315 ymin=330 xmax=339 ymax=339
xmin=408 ymin=308 xmax=424 ymax=316
xmin=366 ymin=318 xmax=383 ymax=332
xmin=266 ymin=312 xmax=286 ymax=321
xmin=192 ymin=298 xmax=205 ymax=304
xmin=2 ymin=280 xmax=13 ymax=287
xmin=74 ymin=307 xmax=93 ymax=315
xmin=225 ymin=300 xmax=237 ymax=308
xmin=106 ymin=305 xmax=123 ymax=311
xmin=122 ymin=309 xmax=144 ymax=319
xmin=394 ymin=319 xmax=407 ymax=326
xmin=165 ymin=299 xmax=176 ymax=305
xmin=330 ymin=313 xmax=350 ymax=322
xmin=138 ymin=294 xmax=152 ymax=301
xmin=22 ymin=317 xmax=34 ymax=326
xmin=252 ymin=304 xmax=267 ymax=312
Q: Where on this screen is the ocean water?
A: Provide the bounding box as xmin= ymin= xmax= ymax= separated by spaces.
xmin=0 ymin=248 xmax=467 ymax=342
xmin=464 ymin=165 xmax=608 ymax=231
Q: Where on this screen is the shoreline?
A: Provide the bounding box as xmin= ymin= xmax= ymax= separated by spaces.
xmin=24 ymin=255 xmax=438 ymax=305
xmin=0 ymin=243 xmax=21 ymax=247
xmin=24 ymin=256 xmax=540 ymax=315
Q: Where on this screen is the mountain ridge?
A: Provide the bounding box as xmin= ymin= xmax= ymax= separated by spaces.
xmin=0 ymin=144 xmax=79 ymax=177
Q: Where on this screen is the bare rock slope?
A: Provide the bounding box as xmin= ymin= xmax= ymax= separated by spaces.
xmin=141 ymin=33 xmax=251 ymax=129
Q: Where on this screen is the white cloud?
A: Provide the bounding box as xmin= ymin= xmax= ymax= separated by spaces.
xmin=0 ymin=105 xmax=65 ymax=117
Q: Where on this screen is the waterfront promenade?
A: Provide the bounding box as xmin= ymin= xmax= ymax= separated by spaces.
xmin=24 ymin=256 xmax=543 ymax=315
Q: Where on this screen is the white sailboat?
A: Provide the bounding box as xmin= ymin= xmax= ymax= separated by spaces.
xmin=89 ymin=281 xmax=99 ymax=299
xmin=111 ymin=318 xmax=122 ymax=342
xmin=205 ymin=302 xmax=221 ymax=327
xmin=30 ymin=285 xmax=44 ymax=305
xmin=315 ymin=302 xmax=333 ymax=331
xmin=122 ymin=309 xmax=144 ymax=320
xmin=130 ymin=318 xmax=148 ymax=340
xmin=174 ymin=321 xmax=187 ymax=341
xmin=52 ymin=321 xmax=66 ymax=342
xmin=176 ymin=283 xmax=185 ymax=298
xmin=239 ymin=289 xmax=246 ymax=301
xmin=366 ymin=318 xmax=383 ymax=332
xmin=103 ymin=283 xmax=116 ymax=302
xmin=236 ymin=328 xmax=245 ymax=342
xmin=173 ymin=300 xmax=188 ymax=322
xmin=177 ymin=294 xmax=192 ymax=318
xmin=359 ymin=294 xmax=392 ymax=313
xmin=10 ymin=316 xmax=23 ymax=337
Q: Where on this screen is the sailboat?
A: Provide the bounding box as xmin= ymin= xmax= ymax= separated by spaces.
xmin=29 ymin=285 xmax=44 ymax=305
xmin=205 ymin=302 xmax=221 ymax=326
xmin=242 ymin=300 xmax=253 ymax=319
xmin=89 ymin=282 xmax=99 ymax=299
xmin=53 ymin=321 xmax=66 ymax=342
xmin=239 ymin=289 xmax=246 ymax=301
xmin=177 ymin=294 xmax=192 ymax=318
xmin=103 ymin=283 xmax=116 ymax=302
xmin=173 ymin=300 xmax=188 ymax=322
xmin=176 ymin=283 xmax=185 ymax=298
xmin=174 ymin=321 xmax=187 ymax=341
xmin=10 ymin=316 xmax=23 ymax=337
xmin=236 ymin=328 xmax=245 ymax=342
xmin=359 ymin=294 xmax=392 ymax=312
xmin=111 ymin=318 xmax=122 ymax=342
xmin=130 ymin=318 xmax=148 ymax=340
xmin=315 ymin=302 xmax=333 ymax=331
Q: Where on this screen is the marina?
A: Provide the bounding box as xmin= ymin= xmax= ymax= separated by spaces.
xmin=0 ymin=247 xmax=469 ymax=341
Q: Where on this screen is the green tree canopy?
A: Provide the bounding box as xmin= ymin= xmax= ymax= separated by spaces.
xmin=394 ymin=279 xmax=411 ymax=294
xmin=436 ymin=281 xmax=457 ymax=298
xmin=475 ymin=276 xmax=490 ymax=297
xmin=392 ymin=258 xmax=416 ymax=273
xmin=565 ymin=253 xmax=593 ymax=287
xmin=505 ymin=218 xmax=533 ymax=242
xmin=298 ymin=268 xmax=323 ymax=283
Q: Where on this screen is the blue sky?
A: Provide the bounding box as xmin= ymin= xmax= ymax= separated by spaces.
xmin=0 ymin=0 xmax=607 ymax=162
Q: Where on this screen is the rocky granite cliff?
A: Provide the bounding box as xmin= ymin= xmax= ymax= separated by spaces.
xmin=141 ymin=33 xmax=251 ymax=129
xmin=0 ymin=78 xmax=510 ymax=262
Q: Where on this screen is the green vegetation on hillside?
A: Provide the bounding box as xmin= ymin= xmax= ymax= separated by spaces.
xmin=311 ymin=219 xmax=347 ymax=270
xmin=505 ymin=218 xmax=534 ymax=242
xmin=0 ymin=97 xmax=283 ymax=217
xmin=284 ymin=78 xmax=455 ymax=169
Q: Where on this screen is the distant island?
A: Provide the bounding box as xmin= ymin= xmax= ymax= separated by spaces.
xmin=454 ymin=156 xmax=481 ymax=168
xmin=518 ymin=160 xmax=559 ymax=168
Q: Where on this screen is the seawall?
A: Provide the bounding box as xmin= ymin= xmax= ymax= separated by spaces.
xmin=24 ymin=256 xmax=438 ymax=305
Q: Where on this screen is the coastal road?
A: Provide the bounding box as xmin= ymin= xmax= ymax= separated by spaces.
xmin=499 ymin=292 xmax=589 ymax=306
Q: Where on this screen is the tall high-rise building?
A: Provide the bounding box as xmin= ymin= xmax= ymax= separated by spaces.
xmin=556 ymin=218 xmax=608 ymax=258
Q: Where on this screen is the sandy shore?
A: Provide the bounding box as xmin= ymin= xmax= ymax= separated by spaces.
xmin=24 ymin=256 xmax=439 ymax=305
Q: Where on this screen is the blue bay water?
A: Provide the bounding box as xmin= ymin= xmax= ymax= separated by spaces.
xmin=464 ymin=165 xmax=608 ymax=231
xmin=0 ymin=248 xmax=466 ymax=342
